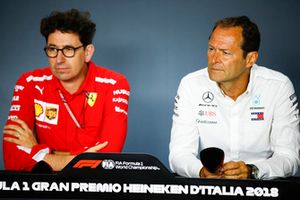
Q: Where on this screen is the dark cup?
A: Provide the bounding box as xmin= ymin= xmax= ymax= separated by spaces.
xmin=200 ymin=147 xmax=224 ymax=173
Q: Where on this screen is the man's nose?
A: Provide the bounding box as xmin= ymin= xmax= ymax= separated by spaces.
xmin=56 ymin=50 xmax=66 ymax=63
xmin=212 ymin=51 xmax=221 ymax=63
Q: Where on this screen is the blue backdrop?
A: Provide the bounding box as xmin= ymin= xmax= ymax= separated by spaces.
xmin=0 ymin=0 xmax=299 ymax=176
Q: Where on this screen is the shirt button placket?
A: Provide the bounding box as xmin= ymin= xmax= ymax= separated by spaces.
xmin=229 ymin=102 xmax=240 ymax=160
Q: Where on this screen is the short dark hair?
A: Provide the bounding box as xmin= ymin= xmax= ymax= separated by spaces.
xmin=40 ymin=9 xmax=96 ymax=46
xmin=209 ymin=16 xmax=260 ymax=57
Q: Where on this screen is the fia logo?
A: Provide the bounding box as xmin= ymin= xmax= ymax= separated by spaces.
xmin=101 ymin=159 xmax=115 ymax=169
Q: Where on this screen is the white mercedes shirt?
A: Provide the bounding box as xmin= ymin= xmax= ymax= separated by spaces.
xmin=169 ymin=64 xmax=300 ymax=179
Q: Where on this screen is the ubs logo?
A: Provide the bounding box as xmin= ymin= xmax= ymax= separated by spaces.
xmin=202 ymin=91 xmax=214 ymax=103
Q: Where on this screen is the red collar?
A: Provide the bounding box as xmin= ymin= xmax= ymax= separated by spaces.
xmin=51 ymin=61 xmax=97 ymax=96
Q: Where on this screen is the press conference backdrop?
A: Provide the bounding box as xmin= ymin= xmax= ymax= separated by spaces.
xmin=0 ymin=0 xmax=299 ymax=175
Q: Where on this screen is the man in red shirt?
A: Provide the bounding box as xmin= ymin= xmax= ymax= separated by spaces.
xmin=3 ymin=9 xmax=130 ymax=172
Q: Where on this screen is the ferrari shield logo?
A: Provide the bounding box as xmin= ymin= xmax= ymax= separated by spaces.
xmin=86 ymin=92 xmax=97 ymax=107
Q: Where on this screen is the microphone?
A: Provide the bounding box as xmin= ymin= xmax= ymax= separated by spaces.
xmin=31 ymin=161 xmax=53 ymax=174
xmin=200 ymin=147 xmax=224 ymax=173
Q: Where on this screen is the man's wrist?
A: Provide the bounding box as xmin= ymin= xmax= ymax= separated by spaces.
xmin=247 ymin=164 xmax=259 ymax=179
xmin=199 ymin=167 xmax=205 ymax=178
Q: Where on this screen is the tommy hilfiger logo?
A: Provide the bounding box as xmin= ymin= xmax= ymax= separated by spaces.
xmin=251 ymin=112 xmax=264 ymax=121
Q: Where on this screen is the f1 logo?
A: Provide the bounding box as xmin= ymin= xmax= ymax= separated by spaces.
xmin=72 ymin=160 xmax=102 ymax=168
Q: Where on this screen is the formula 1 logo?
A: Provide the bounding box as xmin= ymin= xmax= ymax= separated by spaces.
xmin=72 ymin=160 xmax=102 ymax=169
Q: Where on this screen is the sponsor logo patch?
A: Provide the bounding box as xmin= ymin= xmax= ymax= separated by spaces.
xmin=112 ymin=97 xmax=128 ymax=105
xmin=46 ymin=106 xmax=58 ymax=120
xmin=10 ymin=105 xmax=21 ymax=111
xmin=12 ymin=96 xmax=19 ymax=101
xmin=95 ymin=77 xmax=117 ymax=85
xmin=35 ymin=103 xmax=44 ymax=117
xmin=35 ymin=85 xmax=44 ymax=95
xmin=115 ymin=106 xmax=128 ymax=115
xmin=34 ymin=99 xmax=59 ymax=125
xmin=251 ymin=112 xmax=264 ymax=121
xmin=202 ymin=91 xmax=214 ymax=103
xmin=113 ymin=89 xmax=130 ymax=96
xmin=14 ymin=85 xmax=24 ymax=92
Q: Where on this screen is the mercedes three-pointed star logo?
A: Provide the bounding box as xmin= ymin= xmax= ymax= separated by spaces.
xmin=202 ymin=91 xmax=214 ymax=103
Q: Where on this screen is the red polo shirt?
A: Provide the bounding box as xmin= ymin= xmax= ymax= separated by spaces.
xmin=3 ymin=61 xmax=130 ymax=171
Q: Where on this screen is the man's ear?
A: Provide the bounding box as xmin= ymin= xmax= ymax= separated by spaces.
xmin=84 ymin=44 xmax=95 ymax=63
xmin=246 ymin=51 xmax=258 ymax=68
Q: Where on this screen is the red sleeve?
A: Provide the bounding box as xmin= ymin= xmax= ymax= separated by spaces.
xmin=3 ymin=73 xmax=50 ymax=171
xmin=97 ymin=76 xmax=130 ymax=152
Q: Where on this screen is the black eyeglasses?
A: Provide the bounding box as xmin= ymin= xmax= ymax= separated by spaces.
xmin=44 ymin=45 xmax=84 ymax=58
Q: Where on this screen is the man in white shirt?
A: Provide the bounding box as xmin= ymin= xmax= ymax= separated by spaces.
xmin=169 ymin=16 xmax=300 ymax=180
